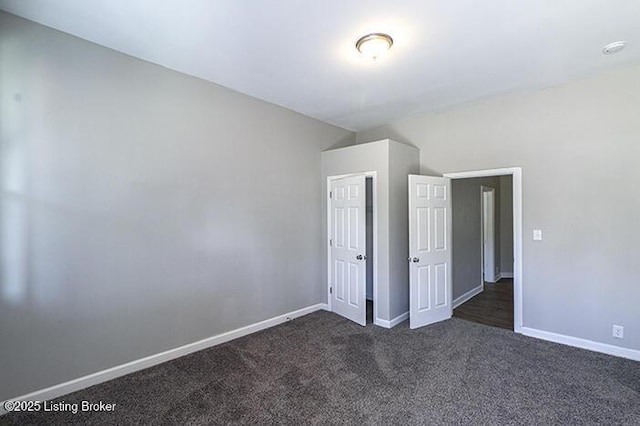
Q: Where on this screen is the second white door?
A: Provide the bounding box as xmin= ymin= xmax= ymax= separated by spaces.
xmin=408 ymin=175 xmax=452 ymax=329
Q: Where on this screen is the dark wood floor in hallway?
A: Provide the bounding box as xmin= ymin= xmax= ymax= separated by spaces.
xmin=453 ymin=279 xmax=514 ymax=330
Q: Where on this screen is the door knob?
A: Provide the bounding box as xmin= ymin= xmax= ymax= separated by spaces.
xmin=356 ymin=254 xmax=366 ymax=260
xmin=412 ymin=257 xmax=419 ymax=263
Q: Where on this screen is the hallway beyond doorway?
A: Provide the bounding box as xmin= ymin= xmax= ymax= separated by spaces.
xmin=453 ymin=279 xmax=514 ymax=330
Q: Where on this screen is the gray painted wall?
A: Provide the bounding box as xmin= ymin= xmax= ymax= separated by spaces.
xmin=356 ymin=64 xmax=640 ymax=351
xmin=388 ymin=141 xmax=420 ymax=319
xmin=0 ymin=12 xmax=353 ymax=401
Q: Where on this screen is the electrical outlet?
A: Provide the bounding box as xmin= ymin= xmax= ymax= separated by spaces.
xmin=613 ymin=325 xmax=624 ymax=339
xmin=533 ymin=229 xmax=543 ymax=241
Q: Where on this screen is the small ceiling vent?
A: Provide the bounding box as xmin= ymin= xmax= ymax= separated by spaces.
xmin=602 ymin=41 xmax=626 ymax=55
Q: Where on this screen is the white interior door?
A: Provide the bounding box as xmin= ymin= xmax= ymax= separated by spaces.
xmin=482 ymin=188 xmax=496 ymax=282
xmin=330 ymin=175 xmax=366 ymax=326
xmin=408 ymin=175 xmax=452 ymax=329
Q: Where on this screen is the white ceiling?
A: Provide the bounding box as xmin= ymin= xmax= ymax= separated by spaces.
xmin=2 ymin=0 xmax=640 ymax=131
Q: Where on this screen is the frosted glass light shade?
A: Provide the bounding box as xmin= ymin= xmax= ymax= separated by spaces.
xmin=356 ymin=33 xmax=393 ymax=60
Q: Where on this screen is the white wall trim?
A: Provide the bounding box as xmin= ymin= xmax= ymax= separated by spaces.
xmin=1 ymin=303 xmax=328 ymax=414
xmin=444 ymin=167 xmax=523 ymax=333
xmin=521 ymin=327 xmax=640 ymax=362
xmin=375 ymin=311 xmax=409 ymax=328
xmin=443 ymin=168 xmax=519 ymax=179
xmin=498 ymin=272 xmax=514 ymax=279
xmin=452 ymin=284 xmax=484 ymax=309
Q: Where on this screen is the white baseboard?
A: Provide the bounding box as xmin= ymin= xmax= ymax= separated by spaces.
xmin=452 ymin=284 xmax=483 ymax=309
xmin=1 ymin=303 xmax=328 ymax=414
xmin=521 ymin=327 xmax=640 ymax=362
xmin=375 ymin=311 xmax=409 ymax=329
xmin=498 ymin=272 xmax=514 ymax=279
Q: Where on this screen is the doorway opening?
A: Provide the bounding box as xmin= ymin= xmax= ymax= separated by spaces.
xmin=365 ymin=177 xmax=374 ymax=324
xmin=443 ymin=168 xmax=522 ymax=332
xmin=326 ymin=172 xmax=377 ymax=327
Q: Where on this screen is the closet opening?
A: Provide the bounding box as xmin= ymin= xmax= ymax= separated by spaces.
xmin=365 ymin=177 xmax=373 ymax=324
xmin=326 ymin=172 xmax=377 ymax=327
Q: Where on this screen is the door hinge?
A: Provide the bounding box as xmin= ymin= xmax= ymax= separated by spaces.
xmin=329 ymin=238 xmax=332 ymax=246
xmin=330 ymin=287 xmax=333 ymax=294
xmin=329 ymin=191 xmax=332 ymax=199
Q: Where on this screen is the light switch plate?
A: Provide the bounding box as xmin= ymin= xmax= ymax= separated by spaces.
xmin=533 ymin=229 xmax=543 ymax=241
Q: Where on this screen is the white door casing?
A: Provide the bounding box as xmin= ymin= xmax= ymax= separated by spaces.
xmin=482 ymin=187 xmax=497 ymax=283
xmin=408 ymin=175 xmax=453 ymax=329
xmin=330 ymin=175 xmax=366 ymax=326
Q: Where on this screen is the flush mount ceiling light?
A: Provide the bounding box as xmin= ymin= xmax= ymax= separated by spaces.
xmin=602 ymin=41 xmax=626 ymax=55
xmin=356 ymin=33 xmax=393 ymax=60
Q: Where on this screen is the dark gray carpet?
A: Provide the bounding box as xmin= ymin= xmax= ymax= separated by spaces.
xmin=2 ymin=311 xmax=639 ymax=425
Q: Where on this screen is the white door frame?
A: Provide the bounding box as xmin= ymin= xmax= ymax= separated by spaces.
xmin=443 ymin=167 xmax=523 ymax=333
xmin=326 ymin=172 xmax=378 ymax=325
xmin=480 ymin=186 xmax=497 ymax=283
